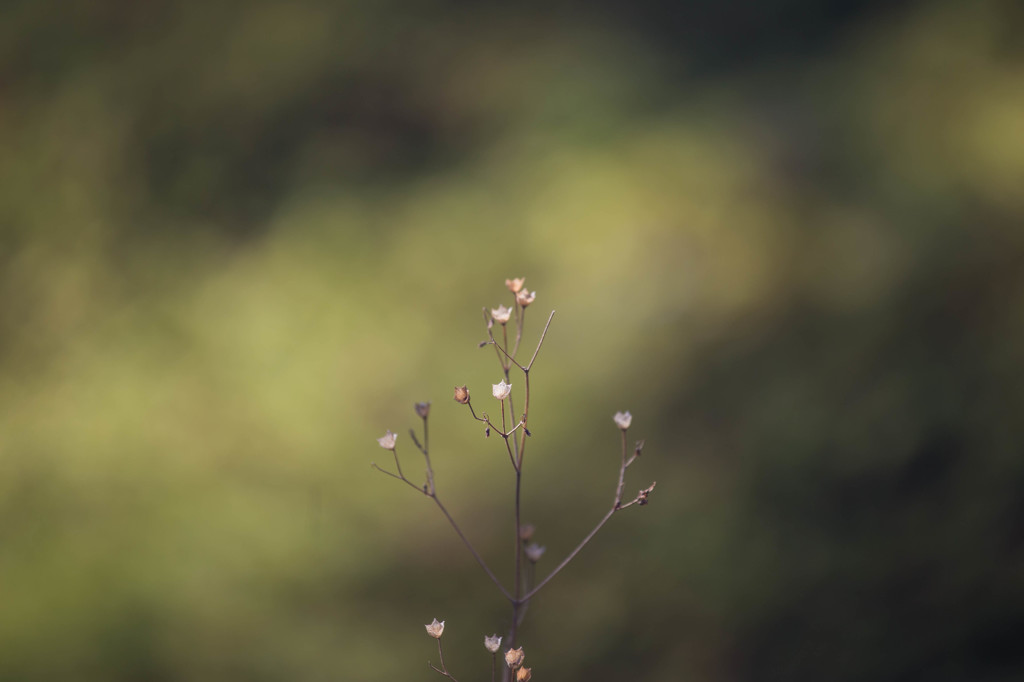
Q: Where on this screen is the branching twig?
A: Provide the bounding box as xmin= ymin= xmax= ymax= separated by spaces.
xmin=374 ymin=281 xmax=655 ymax=682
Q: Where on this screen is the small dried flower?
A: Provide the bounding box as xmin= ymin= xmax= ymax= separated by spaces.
xmin=518 ymin=524 xmax=535 ymax=542
xmin=425 ymin=618 xmax=445 ymax=639
xmin=524 ymin=543 xmax=546 ymax=563
xmin=484 ymin=634 xmax=502 ymax=653
xmin=516 ymin=289 xmax=536 ymax=307
xmin=415 ymin=402 xmax=431 ymax=418
xmin=516 ymin=667 xmax=532 ymax=682
xmin=376 ymin=430 xmax=397 ymax=450
xmin=505 ymin=277 xmax=525 ymax=293
xmin=454 ymin=385 xmax=470 ymax=404
xmin=505 ymin=647 xmax=525 ymax=669
xmin=634 ymin=439 xmax=645 ymax=457
xmin=492 ymin=380 xmax=511 ymax=401
xmin=491 ymin=305 xmax=512 ymax=324
xmin=613 ymin=411 xmax=632 ymax=430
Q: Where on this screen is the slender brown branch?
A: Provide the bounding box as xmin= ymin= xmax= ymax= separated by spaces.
xmin=520 ymin=425 xmax=640 ymax=603
xmin=489 ymin=339 xmax=526 ymax=373
xmin=521 ymin=506 xmax=616 ymax=603
xmin=526 ymin=310 xmax=556 ymax=371
xmin=370 ymin=462 xmax=422 ymax=492
xmin=430 ymin=494 xmax=513 ymax=601
xmin=428 ymin=638 xmax=459 ymax=681
xmin=511 ymin=296 xmax=524 ymax=358
xmin=373 ymin=451 xmax=512 ymax=600
xmin=510 ymin=466 xmax=523 ymax=646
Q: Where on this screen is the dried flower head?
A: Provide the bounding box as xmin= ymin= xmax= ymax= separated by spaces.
xmin=491 ymin=305 xmax=512 ymax=324
xmin=505 ymin=647 xmax=525 ymax=669
xmin=415 ymin=402 xmax=431 ymax=418
xmin=613 ymin=410 xmax=632 ymax=430
xmin=516 ymin=289 xmax=536 ymax=307
xmin=425 ymin=618 xmax=445 ymax=639
xmin=524 ymin=543 xmax=546 ymax=563
xmin=376 ymin=430 xmax=397 ymax=450
xmin=484 ymin=634 xmax=502 ymax=653
xmin=516 ymin=667 xmax=533 ymax=682
xmin=518 ymin=524 xmax=535 ymax=541
xmin=492 ymin=380 xmax=511 ymax=401
xmin=505 ymin=277 xmax=525 ymax=293
xmin=453 ymin=385 xmax=470 ymax=404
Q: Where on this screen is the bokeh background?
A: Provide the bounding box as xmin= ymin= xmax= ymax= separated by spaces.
xmin=2 ymin=0 xmax=1023 ymax=680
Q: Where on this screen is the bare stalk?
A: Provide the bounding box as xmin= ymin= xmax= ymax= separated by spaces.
xmin=373 ymin=443 xmax=513 ymax=601
xmin=520 ymin=428 xmax=650 ymax=603
xmin=428 ymin=638 xmax=459 ymax=681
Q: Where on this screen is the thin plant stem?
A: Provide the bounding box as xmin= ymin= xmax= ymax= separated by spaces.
xmin=526 ymin=310 xmax=556 ymax=372
xmin=428 ymin=637 xmax=459 ymax=681
xmin=373 ymin=446 xmax=513 ymax=601
xmin=520 ymin=426 xmax=640 ymax=603
xmin=510 ymin=466 xmax=523 ymax=647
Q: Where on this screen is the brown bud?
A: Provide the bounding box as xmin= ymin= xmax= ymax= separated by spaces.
xmin=516 ymin=667 xmax=532 ymax=682
xmin=505 ymin=277 xmax=525 ymax=293
xmin=638 ymin=481 xmax=657 ymax=505
xmin=453 ymin=386 xmax=470 ymax=404
xmin=415 ymin=402 xmax=431 ymax=418
xmin=518 ymin=524 xmax=535 ymax=542
xmin=504 ymin=647 xmax=525 ymax=669
xmin=634 ymin=439 xmax=645 ymax=457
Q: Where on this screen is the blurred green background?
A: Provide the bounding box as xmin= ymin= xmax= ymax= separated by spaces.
xmin=2 ymin=0 xmax=1023 ymax=680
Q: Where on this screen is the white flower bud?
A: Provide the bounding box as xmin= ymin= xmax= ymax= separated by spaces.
xmin=377 ymin=430 xmax=397 ymax=450
xmin=425 ymin=618 xmax=445 ymax=639
xmin=491 ymin=305 xmax=512 ymax=324
xmin=524 ymin=543 xmax=546 ymax=563
xmin=515 ymin=289 xmax=536 ymax=307
xmin=613 ymin=411 xmax=632 ymax=430
xmin=492 ymin=380 xmax=511 ymax=401
xmin=484 ymin=634 xmax=502 ymax=653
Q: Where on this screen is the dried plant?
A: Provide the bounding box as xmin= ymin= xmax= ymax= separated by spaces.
xmin=373 ymin=278 xmax=656 ymax=680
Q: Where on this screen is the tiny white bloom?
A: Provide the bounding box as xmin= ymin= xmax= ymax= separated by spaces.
xmin=484 ymin=634 xmax=502 ymax=653
xmin=425 ymin=618 xmax=445 ymax=639
xmin=516 ymin=289 xmax=536 ymax=307
xmin=492 ymin=380 xmax=511 ymax=400
xmin=491 ymin=305 xmax=512 ymax=324
xmin=613 ymin=411 xmax=632 ymax=430
xmin=505 ymin=277 xmax=525 ymax=293
xmin=377 ymin=430 xmax=397 ymax=450
xmin=524 ymin=543 xmax=546 ymax=563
